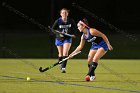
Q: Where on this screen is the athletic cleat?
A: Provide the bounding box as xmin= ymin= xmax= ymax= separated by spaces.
xmin=61 ymin=70 xmax=66 ymax=73
xmin=61 ymin=68 xmax=66 ymax=73
xmin=90 ymin=76 xmax=96 ymax=81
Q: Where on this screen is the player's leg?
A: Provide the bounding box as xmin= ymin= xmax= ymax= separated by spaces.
xmin=61 ymin=42 xmax=71 ymax=73
xmin=60 ymin=38 xmax=72 ymax=73
xmin=85 ymin=49 xmax=97 ymax=81
xmin=87 ymin=48 xmax=107 ymax=81
xmin=93 ymin=48 xmax=107 ymax=62
xmin=56 ymin=46 xmax=64 ymax=71
xmin=87 ymin=49 xmax=97 ymax=70
xmin=55 ymin=39 xmax=63 ymax=62
xmin=57 ymin=46 xmax=63 ymax=61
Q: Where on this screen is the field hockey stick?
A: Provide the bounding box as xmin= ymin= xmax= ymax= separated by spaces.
xmin=48 ymin=26 xmax=76 ymax=38
xmin=39 ymin=51 xmax=81 ymax=72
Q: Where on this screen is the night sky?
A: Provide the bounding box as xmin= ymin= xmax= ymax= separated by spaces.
xmin=0 ymin=0 xmax=139 ymax=59
xmin=0 ymin=0 xmax=140 ymax=33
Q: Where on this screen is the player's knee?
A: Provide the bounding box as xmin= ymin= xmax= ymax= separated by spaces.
xmin=63 ymin=53 xmax=68 ymax=56
xmin=63 ymin=51 xmax=69 ymax=56
xmin=58 ymin=54 xmax=63 ymax=57
xmin=93 ymin=58 xmax=99 ymax=62
xmin=87 ymin=59 xmax=92 ymax=64
xmin=87 ymin=55 xmax=93 ymax=64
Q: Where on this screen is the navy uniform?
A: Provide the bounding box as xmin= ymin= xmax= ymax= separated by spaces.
xmin=83 ymin=28 xmax=108 ymax=51
xmin=52 ymin=17 xmax=77 ymax=46
xmin=83 ymin=28 xmax=108 ymax=79
xmin=52 ymin=17 xmax=77 ymax=72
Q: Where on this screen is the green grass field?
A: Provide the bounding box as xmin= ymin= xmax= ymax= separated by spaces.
xmin=0 ymin=59 xmax=140 ymax=93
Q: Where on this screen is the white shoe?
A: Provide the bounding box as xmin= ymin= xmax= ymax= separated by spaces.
xmin=61 ymin=68 xmax=66 ymax=73
xmin=90 ymin=76 xmax=96 ymax=81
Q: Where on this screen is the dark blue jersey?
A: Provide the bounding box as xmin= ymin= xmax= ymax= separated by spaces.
xmin=52 ymin=17 xmax=77 ymax=39
xmin=83 ymin=28 xmax=103 ymax=44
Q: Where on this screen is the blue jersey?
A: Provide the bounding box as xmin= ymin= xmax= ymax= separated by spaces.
xmin=83 ymin=29 xmax=108 ymax=51
xmin=52 ymin=17 xmax=77 ymax=39
xmin=83 ymin=28 xmax=103 ymax=44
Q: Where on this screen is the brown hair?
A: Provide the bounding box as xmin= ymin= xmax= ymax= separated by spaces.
xmin=82 ymin=18 xmax=89 ymax=26
xmin=60 ymin=8 xmax=70 ymax=14
xmin=79 ymin=18 xmax=90 ymax=28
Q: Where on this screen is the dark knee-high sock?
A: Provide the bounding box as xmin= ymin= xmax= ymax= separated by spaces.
xmin=61 ymin=56 xmax=68 ymax=68
xmin=88 ymin=64 xmax=90 ymax=68
xmin=88 ymin=63 xmax=95 ymax=76
xmin=58 ymin=57 xmax=63 ymax=62
xmin=87 ymin=62 xmax=98 ymax=76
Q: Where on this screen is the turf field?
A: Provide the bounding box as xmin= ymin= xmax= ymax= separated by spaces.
xmin=0 ymin=59 xmax=140 ymax=93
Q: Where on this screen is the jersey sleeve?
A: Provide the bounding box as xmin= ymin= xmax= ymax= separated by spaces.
xmin=52 ymin=19 xmax=58 ymax=29
xmin=51 ymin=19 xmax=62 ymax=38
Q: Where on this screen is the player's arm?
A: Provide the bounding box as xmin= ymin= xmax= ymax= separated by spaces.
xmin=51 ymin=19 xmax=60 ymax=34
xmin=52 ymin=19 xmax=58 ymax=29
xmin=90 ymin=28 xmax=113 ymax=51
xmin=51 ymin=20 xmax=65 ymax=37
xmin=69 ymin=35 xmax=85 ymax=57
